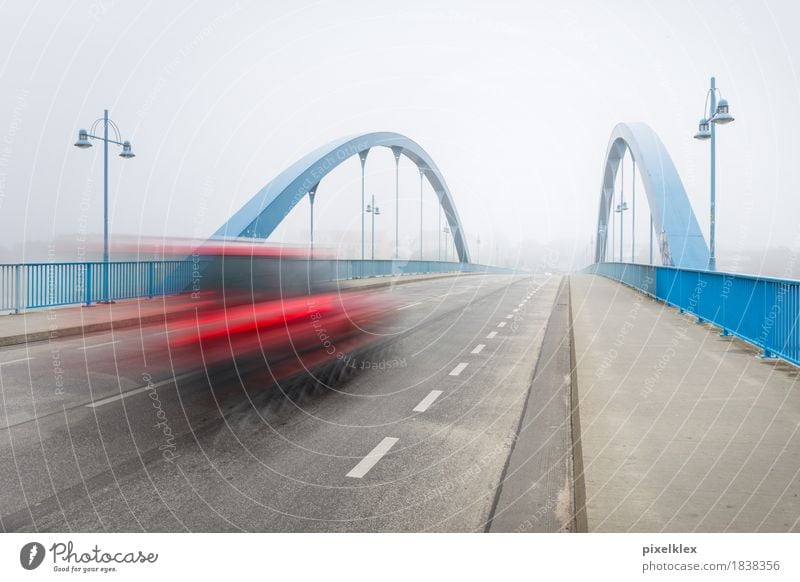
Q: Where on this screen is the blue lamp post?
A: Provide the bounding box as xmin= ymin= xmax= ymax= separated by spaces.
xmin=74 ymin=109 xmax=135 ymax=303
xmin=694 ymin=76 xmax=735 ymax=271
xmin=366 ymin=195 xmax=380 ymax=260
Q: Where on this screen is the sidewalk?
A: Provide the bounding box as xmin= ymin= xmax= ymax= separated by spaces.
xmin=0 ymin=271 xmax=479 ymax=347
xmin=570 ymin=273 xmax=800 ymax=532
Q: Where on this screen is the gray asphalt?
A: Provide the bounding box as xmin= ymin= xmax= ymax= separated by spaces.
xmin=0 ymin=273 xmax=562 ymax=532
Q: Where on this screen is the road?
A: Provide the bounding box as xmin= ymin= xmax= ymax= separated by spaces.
xmin=0 ymin=273 xmax=566 ymax=532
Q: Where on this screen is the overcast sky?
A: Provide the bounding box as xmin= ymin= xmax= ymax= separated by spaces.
xmin=1 ymin=0 xmax=798 ymax=272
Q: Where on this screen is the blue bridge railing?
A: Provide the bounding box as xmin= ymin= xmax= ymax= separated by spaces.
xmin=585 ymin=262 xmax=800 ymax=367
xmin=0 ymin=259 xmax=515 ymax=313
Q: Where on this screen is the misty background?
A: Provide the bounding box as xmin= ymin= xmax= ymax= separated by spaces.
xmin=0 ymin=0 xmax=799 ymax=276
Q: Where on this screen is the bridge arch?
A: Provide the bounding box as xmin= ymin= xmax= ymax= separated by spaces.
xmin=595 ymin=122 xmax=708 ymax=269
xmin=215 ymin=131 xmax=471 ymax=263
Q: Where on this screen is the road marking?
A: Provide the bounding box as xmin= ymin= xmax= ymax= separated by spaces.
xmin=153 ymin=330 xmax=171 ymax=336
xmin=497 ymin=322 xmax=507 ymax=328
xmin=397 ymin=301 xmax=423 ymax=311
xmin=513 ymin=308 xmax=518 ymax=312
xmin=505 ymin=314 xmax=513 ymax=319
xmin=449 ymin=362 xmax=468 ymax=376
xmin=413 ymin=390 xmax=443 ymax=412
xmin=471 ymin=344 xmax=486 ymax=354
xmin=86 ymin=372 xmax=197 ymax=408
xmin=79 ymin=340 xmax=120 ymax=351
xmin=486 ymin=331 xmax=498 ymax=339
xmin=0 ymin=357 xmax=33 ymax=366
xmin=346 ymin=437 xmax=399 ymax=479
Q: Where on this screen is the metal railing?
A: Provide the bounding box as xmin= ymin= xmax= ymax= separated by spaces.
xmin=585 ymin=262 xmax=800 ymax=366
xmin=0 ymin=259 xmax=515 ymax=313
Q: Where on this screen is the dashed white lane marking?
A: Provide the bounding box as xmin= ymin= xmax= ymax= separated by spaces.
xmin=486 ymin=331 xmax=498 ymax=339
xmin=449 ymin=362 xmax=469 ymax=376
xmin=505 ymin=314 xmax=513 ymax=319
xmin=512 ymin=308 xmax=518 ymax=312
xmin=497 ymin=322 xmax=507 ymax=328
xmin=346 ymin=437 xmax=399 ymax=479
xmin=397 ymin=301 xmax=423 ymax=311
xmin=471 ymin=344 xmax=486 ymax=354
xmin=79 ymin=340 xmax=120 ymax=351
xmin=413 ymin=390 xmax=443 ymax=412
xmin=86 ymin=372 xmax=198 ymax=408
xmin=0 ymin=357 xmax=33 ymax=366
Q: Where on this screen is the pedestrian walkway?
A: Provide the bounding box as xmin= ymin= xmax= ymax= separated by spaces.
xmin=570 ymin=273 xmax=800 ymax=532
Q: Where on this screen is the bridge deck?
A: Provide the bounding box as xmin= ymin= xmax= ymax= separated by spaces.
xmin=570 ymin=273 xmax=800 ymax=532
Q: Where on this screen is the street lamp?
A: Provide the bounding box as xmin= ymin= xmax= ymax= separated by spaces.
xmin=694 ymin=76 xmax=735 ymax=271
xmin=615 ymin=201 xmax=628 ymax=262
xmin=443 ymin=225 xmax=450 ymax=261
xmin=366 ymin=195 xmax=380 ymax=260
xmin=74 ymin=109 xmax=136 ymax=304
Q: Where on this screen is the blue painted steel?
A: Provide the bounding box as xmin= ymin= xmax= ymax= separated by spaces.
xmin=0 ymin=260 xmax=514 ymax=312
xmin=587 ymin=262 xmax=800 ymax=366
xmin=214 ymin=132 xmax=472 ymax=263
xmin=595 ymin=123 xmax=709 ymax=269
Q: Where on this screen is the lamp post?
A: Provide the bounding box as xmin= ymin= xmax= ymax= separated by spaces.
xmin=615 ymin=201 xmax=628 ymax=262
xmin=443 ymin=225 xmax=450 ymax=261
xmin=391 ymin=146 xmax=402 ymax=259
xmin=366 ymin=195 xmax=380 ymax=260
xmin=308 ymin=183 xmax=319 ymax=259
xmin=358 ymin=150 xmax=370 ymax=261
xmin=419 ymin=167 xmax=426 ymax=260
xmin=694 ymin=76 xmax=734 ymax=271
xmin=74 ymin=109 xmax=135 ymax=304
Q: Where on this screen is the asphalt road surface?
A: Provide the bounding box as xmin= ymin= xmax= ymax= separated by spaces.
xmin=0 ymin=273 xmax=564 ymax=532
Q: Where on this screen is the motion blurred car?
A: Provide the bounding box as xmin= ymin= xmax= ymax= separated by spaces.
xmin=158 ymin=241 xmax=395 ymax=383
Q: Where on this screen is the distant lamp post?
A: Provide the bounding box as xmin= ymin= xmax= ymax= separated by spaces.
xmin=693 ymin=76 xmax=735 ymax=271
xmin=366 ymin=195 xmax=381 ymax=260
xmin=443 ymin=225 xmax=450 ymax=261
xmin=74 ymin=109 xmax=136 ymax=304
xmin=615 ymin=201 xmax=628 ymax=262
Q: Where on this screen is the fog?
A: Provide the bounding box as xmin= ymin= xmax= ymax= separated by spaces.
xmin=1 ymin=0 xmax=799 ymax=276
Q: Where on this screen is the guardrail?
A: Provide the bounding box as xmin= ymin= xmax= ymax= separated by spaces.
xmin=585 ymin=262 xmax=800 ymax=366
xmin=0 ymin=259 xmax=516 ymax=313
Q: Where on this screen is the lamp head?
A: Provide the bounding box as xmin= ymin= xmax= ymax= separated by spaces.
xmin=711 ymin=98 xmax=734 ymax=124
xmin=694 ymin=118 xmax=711 ymax=140
xmin=119 ymin=140 xmax=136 ymax=159
xmin=74 ymin=129 xmax=92 ymax=148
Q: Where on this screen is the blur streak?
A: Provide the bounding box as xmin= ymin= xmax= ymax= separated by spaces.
xmin=141 ymin=238 xmax=397 ymax=384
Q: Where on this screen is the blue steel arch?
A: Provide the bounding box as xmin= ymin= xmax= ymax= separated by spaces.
xmin=595 ymin=122 xmax=709 ymax=270
xmin=215 ymin=132 xmax=471 ymax=263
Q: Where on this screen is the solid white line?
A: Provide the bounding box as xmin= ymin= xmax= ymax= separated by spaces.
xmin=413 ymin=390 xmax=443 ymax=412
xmin=86 ymin=372 xmax=197 ymax=408
xmin=397 ymin=301 xmax=423 ymax=311
xmin=0 ymin=357 xmax=33 ymax=366
xmin=346 ymin=437 xmax=399 ymax=478
xmin=449 ymin=362 xmax=469 ymax=376
xmin=471 ymin=344 xmax=486 ymax=354
xmin=497 ymin=322 xmax=507 ymax=328
xmin=486 ymin=331 xmax=498 ymax=339
xmin=79 ymin=340 xmax=120 ymax=351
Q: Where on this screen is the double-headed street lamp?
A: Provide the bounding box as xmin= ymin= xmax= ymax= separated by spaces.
xmin=615 ymin=201 xmax=628 ymax=262
xmin=74 ymin=109 xmax=135 ymax=303
xmin=366 ymin=195 xmax=381 ymax=260
xmin=693 ymin=76 xmax=735 ymax=271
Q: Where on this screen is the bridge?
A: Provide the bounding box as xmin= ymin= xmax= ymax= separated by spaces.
xmin=1 ymin=124 xmax=799 ymax=535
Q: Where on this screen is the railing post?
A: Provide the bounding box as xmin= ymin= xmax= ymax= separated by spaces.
xmin=85 ymin=262 xmax=93 ymax=306
xmin=14 ymin=264 xmax=21 ymax=314
xmin=148 ymin=262 xmax=155 ymax=299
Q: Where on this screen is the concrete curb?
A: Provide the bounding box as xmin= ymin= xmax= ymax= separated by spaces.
xmin=568 ymin=275 xmax=588 ymax=533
